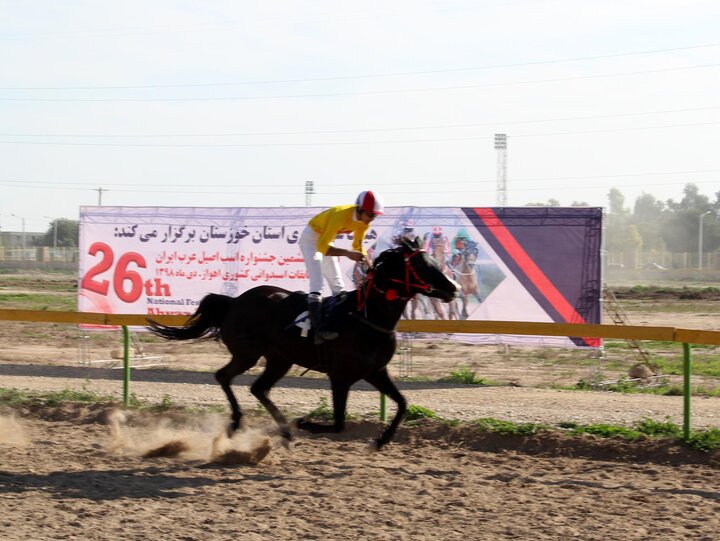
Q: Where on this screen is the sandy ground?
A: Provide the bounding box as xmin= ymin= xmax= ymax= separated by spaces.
xmin=0 ymin=405 xmax=719 ymax=541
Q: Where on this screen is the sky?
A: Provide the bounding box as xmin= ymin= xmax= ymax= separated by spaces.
xmin=1 ymin=0 xmax=719 ymax=233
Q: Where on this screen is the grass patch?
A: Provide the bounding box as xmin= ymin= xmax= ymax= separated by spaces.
xmin=572 ymin=378 xmax=720 ymax=397
xmin=305 ymin=396 xmax=335 ymax=421
xmin=0 ymin=292 xmax=75 ymax=311
xmin=440 ymin=366 xmax=487 ymax=385
xmin=0 ymin=387 xmax=113 ymax=406
xmin=634 ymin=418 xmax=682 ymax=437
xmin=655 ymin=357 xmax=720 ymax=378
xmin=0 ymin=387 xmax=218 ymax=415
xmin=43 ymin=389 xmax=113 ymax=406
xmin=469 ymin=416 xmax=720 ymax=452
xmin=569 ymin=423 xmax=643 ymax=440
xmin=473 ymin=417 xmax=546 ymax=436
xmin=405 ymin=404 xmax=438 ymax=420
xmin=0 ymin=388 xmax=29 ymax=406
xmin=147 ymin=394 xmax=176 ymax=412
xmin=685 ymin=428 xmax=720 ymax=452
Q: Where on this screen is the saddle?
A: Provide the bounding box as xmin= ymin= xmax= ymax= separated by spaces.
xmin=284 ymin=291 xmax=350 ymax=336
xmin=320 ymin=291 xmax=349 ymax=325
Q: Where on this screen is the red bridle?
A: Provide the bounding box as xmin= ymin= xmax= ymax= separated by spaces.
xmin=357 ymin=249 xmax=434 ymax=310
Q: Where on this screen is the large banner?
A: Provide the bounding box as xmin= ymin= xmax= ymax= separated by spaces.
xmin=79 ymin=206 xmax=602 ymax=347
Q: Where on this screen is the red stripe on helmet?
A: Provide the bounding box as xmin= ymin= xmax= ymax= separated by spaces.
xmin=363 ymin=191 xmax=376 ymax=212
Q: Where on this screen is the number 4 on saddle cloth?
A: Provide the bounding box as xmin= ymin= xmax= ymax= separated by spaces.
xmin=286 ymin=291 xmax=349 ymax=340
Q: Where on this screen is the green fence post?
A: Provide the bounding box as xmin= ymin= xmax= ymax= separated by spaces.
xmin=380 ymin=393 xmax=387 ymax=422
xmin=122 ymin=325 xmax=130 ymax=407
xmin=683 ymin=342 xmax=692 ymax=441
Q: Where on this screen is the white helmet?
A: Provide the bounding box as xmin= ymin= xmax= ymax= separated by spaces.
xmin=356 ymin=190 xmax=384 ymax=215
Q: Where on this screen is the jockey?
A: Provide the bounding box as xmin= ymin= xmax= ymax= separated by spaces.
xmin=452 ymin=228 xmax=476 ymax=256
xmin=423 ymin=225 xmax=451 ymax=257
xmin=397 ymin=218 xmax=417 ymax=242
xmin=299 ymin=190 xmax=384 ymax=344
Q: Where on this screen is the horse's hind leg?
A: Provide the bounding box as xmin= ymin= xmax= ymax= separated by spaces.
xmin=250 ymin=357 xmax=294 ymax=444
xmin=296 ymin=379 xmax=350 ymax=435
xmin=215 ymin=350 xmax=262 ymax=436
xmin=364 ymin=369 xmax=407 ymax=450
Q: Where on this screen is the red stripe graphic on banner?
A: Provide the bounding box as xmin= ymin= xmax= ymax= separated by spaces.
xmin=472 ymin=207 xmax=600 ymax=346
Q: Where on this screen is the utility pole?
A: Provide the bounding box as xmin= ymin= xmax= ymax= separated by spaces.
xmin=10 ymin=213 xmax=26 ymax=259
xmin=95 ymin=187 xmax=108 ymax=206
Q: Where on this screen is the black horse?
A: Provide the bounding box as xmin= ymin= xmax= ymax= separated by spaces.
xmin=147 ymin=238 xmax=457 ymax=450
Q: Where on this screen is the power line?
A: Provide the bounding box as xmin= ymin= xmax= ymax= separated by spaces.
xmin=2 ymin=179 xmax=717 ymax=196
xmin=1 ymin=171 xmax=718 ymax=191
xmin=1 ymin=64 xmax=718 ymax=102
xmin=2 ymin=42 xmax=719 ymax=91
xmin=111 ymin=180 xmax=720 ymax=195
xmin=2 ymin=105 xmax=718 ymax=138
xmin=0 ymin=120 xmax=718 ymax=148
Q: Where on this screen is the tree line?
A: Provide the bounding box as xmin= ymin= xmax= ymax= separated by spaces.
xmin=37 ymin=183 xmax=720 ymax=255
xmin=527 ymin=183 xmax=720 ymax=255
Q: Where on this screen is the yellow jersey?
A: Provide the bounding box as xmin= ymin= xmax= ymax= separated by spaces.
xmin=308 ymin=205 xmax=369 ymax=255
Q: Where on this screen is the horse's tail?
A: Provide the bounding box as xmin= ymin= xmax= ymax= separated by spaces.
xmin=146 ymin=293 xmax=233 ymax=341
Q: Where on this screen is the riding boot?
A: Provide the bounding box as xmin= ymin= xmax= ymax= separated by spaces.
xmin=307 ymin=296 xmax=339 ymax=345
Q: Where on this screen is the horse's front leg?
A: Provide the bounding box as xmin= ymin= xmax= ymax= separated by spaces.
xmin=461 ymin=292 xmax=469 ymax=319
xmin=364 ymin=369 xmax=407 ymax=450
xmin=430 ymin=298 xmax=445 ymax=320
xmin=296 ymin=379 xmax=350 ymax=434
xmin=449 ymin=299 xmax=459 ymax=320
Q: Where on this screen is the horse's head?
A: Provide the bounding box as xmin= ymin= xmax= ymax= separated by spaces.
xmin=372 ymin=237 xmax=458 ymax=302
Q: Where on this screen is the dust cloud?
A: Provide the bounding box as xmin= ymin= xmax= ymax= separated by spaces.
xmin=106 ymin=408 xmax=272 ymax=464
xmin=0 ymin=413 xmax=28 ymax=447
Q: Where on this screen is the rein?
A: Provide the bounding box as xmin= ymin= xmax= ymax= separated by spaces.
xmin=348 ymin=311 xmax=396 ymax=334
xmin=357 ymin=249 xmax=434 ymax=308
xmin=353 ymin=248 xmax=432 ymax=332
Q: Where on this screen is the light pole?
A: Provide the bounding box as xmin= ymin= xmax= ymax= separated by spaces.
xmin=10 ymin=213 xmax=26 ymax=259
xmin=44 ymin=216 xmax=58 ymax=249
xmin=699 ymin=211 xmax=712 ymax=270
xmin=10 ymin=213 xmax=26 ymax=249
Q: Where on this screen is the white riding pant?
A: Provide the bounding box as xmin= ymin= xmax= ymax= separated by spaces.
xmin=299 ymin=225 xmax=346 ymax=296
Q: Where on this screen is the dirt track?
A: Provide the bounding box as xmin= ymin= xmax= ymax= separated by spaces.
xmin=1 ymin=405 xmax=719 ymax=541
xmin=2 ymin=285 xmax=720 ymax=539
xmin=3 ymin=335 xmax=720 ymax=541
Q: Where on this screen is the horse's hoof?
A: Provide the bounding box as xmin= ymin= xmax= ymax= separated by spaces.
xmin=280 ymin=426 xmax=294 ymax=443
xmin=226 ymin=421 xmax=240 ymax=438
xmin=281 ymin=437 xmax=294 ymax=451
xmin=367 ymin=439 xmax=383 ymax=453
xmin=282 ymin=440 xmax=294 ymax=451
